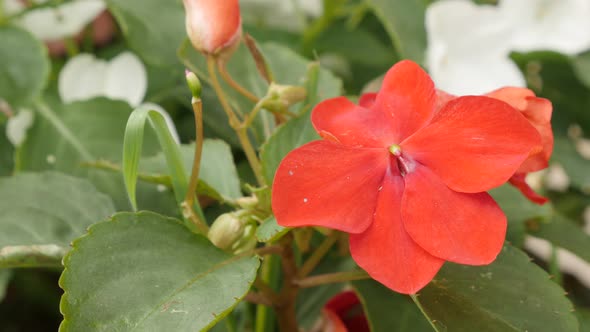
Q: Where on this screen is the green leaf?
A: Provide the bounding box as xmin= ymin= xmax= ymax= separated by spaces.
xmin=490 ymin=184 xmax=552 ymax=246
xmin=366 ymin=0 xmax=427 ymax=63
xmin=415 ymin=245 xmax=578 ymax=332
xmin=528 ymin=214 xmax=590 ymax=264
xmin=106 ymin=0 xmax=185 ymax=66
xmin=59 ymin=211 xmax=260 ymax=332
xmin=576 ymin=308 xmax=590 ymax=332
xmin=0 ymin=269 xmax=12 ymax=301
xmin=140 ymin=140 xmax=242 ymax=201
xmin=20 ymin=98 xmax=166 ymax=211
xmin=353 ymin=279 xmax=432 ymax=332
xmin=0 ymin=172 xmax=115 ymax=268
xmin=572 ymin=51 xmax=590 ymax=90
xmin=256 ymin=217 xmax=288 ymax=243
xmin=0 ymin=26 xmax=50 ymax=107
xmin=553 ymin=135 xmax=590 ymax=191
xmin=123 ymin=107 xmax=191 ymax=211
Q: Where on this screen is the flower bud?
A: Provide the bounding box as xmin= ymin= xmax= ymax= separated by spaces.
xmin=208 ymin=212 xmax=245 ymax=250
xmin=182 ymin=0 xmax=242 ymax=56
xmin=231 ymin=224 xmax=257 ymax=254
xmin=262 ymin=83 xmax=307 ymax=115
xmin=185 ymin=69 xmax=202 ymax=99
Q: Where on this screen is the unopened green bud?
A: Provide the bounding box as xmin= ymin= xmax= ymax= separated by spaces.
xmin=267 ymin=83 xmax=307 ymax=107
xmin=208 ymin=212 xmax=244 ymax=250
xmin=232 ymin=224 xmax=258 ymax=254
xmin=185 ymin=70 xmax=202 ymax=99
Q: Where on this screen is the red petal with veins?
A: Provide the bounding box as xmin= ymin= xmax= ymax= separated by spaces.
xmin=373 ymin=60 xmax=436 ymax=142
xmin=350 ymin=173 xmax=444 ymax=294
xmin=272 ymin=141 xmax=388 ymax=233
xmin=312 ymin=97 xmax=396 ymax=148
xmin=402 ymin=166 xmax=506 ymax=265
xmin=402 ymin=96 xmax=542 ymax=193
xmin=487 ymin=87 xmax=553 ymax=173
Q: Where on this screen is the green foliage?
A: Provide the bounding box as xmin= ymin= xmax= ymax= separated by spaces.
xmin=59 ymin=211 xmax=260 ymax=332
xmin=106 ymin=0 xmax=185 ymax=66
xmin=366 ymin=0 xmax=427 ymax=63
xmin=0 ymin=26 xmax=49 ymax=107
xmin=0 ymin=172 xmax=115 ymax=267
xmin=354 ymin=279 xmax=432 ymax=332
xmin=416 ymin=245 xmax=578 ymax=332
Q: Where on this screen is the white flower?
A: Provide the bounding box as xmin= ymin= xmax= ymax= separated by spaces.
xmin=59 ymin=52 xmax=147 ymax=107
xmin=6 ymin=110 xmax=34 ymax=147
xmin=425 ymin=0 xmax=525 ymax=95
xmin=425 ymin=0 xmax=590 ymax=95
xmin=58 ymin=52 xmax=180 ymax=143
xmin=5 ymin=0 xmax=106 ymax=42
xmin=500 ymin=0 xmax=590 ymax=55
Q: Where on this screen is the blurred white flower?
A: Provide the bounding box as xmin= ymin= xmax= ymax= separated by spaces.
xmin=58 ymin=52 xmax=180 ymax=143
xmin=500 ymin=0 xmax=590 ymax=55
xmin=4 ymin=0 xmax=106 ymax=42
xmin=59 ymin=52 xmax=147 ymax=107
xmin=426 ymin=0 xmax=590 ymax=95
xmin=6 ymin=110 xmax=34 ymax=147
xmin=544 ymin=163 xmax=570 ymax=192
xmin=525 ymin=236 xmax=590 ymax=289
xmin=425 ymin=0 xmax=525 ymax=95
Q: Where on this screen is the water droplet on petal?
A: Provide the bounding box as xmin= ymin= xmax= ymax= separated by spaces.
xmin=288 ymin=170 xmax=294 ymax=176
xmin=303 ymin=198 xmax=308 ymax=203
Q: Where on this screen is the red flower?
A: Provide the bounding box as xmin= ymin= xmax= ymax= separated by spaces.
xmin=322 ymin=291 xmax=369 ymax=332
xmin=436 ymin=88 xmax=554 ymax=204
xmin=272 ymin=60 xmax=542 ymax=294
xmin=182 ymin=0 xmax=242 ymax=55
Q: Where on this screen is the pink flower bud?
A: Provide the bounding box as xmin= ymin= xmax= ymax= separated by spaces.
xmin=182 ymin=0 xmax=242 ymax=56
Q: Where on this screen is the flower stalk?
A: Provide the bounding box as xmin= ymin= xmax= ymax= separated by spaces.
xmin=206 ymin=55 xmax=267 ymax=186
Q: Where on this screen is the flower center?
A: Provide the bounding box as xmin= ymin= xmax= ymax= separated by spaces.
xmin=388 ymin=144 xmax=415 ymax=176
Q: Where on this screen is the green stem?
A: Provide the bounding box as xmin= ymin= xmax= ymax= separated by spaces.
xmin=184 ymin=99 xmax=208 ymax=234
xmin=206 ymin=56 xmax=266 ymax=186
xmin=410 ymin=294 xmax=441 ymax=332
xmin=295 ymin=270 xmax=370 ymax=288
xmin=217 ymin=58 xmax=259 ymax=103
xmin=297 ymin=231 xmax=339 ymax=278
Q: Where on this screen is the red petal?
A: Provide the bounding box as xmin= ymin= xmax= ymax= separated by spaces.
xmin=350 ymin=173 xmax=444 ymax=294
xmin=402 ymin=166 xmax=507 ymax=265
xmin=373 ymin=60 xmax=436 ymax=142
xmin=311 ymin=96 xmax=397 ymax=148
xmin=323 ymin=291 xmax=370 ymax=332
xmin=509 ymin=173 xmax=549 ymax=205
xmin=359 ymin=93 xmax=377 ymax=108
xmin=401 ymin=96 xmax=542 ymax=193
xmin=487 ymin=88 xmax=553 ymax=173
xmin=272 ymin=141 xmax=388 ymax=234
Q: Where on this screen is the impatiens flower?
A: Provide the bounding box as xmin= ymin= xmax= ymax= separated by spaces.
xmin=272 ymin=60 xmax=542 ymax=294
xmin=425 ymin=0 xmax=525 ymax=95
xmin=499 ymin=0 xmax=590 ymax=55
xmin=425 ymin=0 xmax=590 ymax=95
xmin=182 ymin=0 xmax=242 ymax=55
xmin=436 ymin=87 xmax=554 ymax=204
xmin=3 ymin=0 xmax=111 ymax=55
xmin=321 ymin=291 xmax=369 ymax=332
